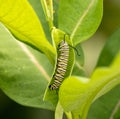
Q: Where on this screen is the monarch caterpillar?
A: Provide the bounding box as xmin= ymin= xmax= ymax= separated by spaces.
xmin=49 ymin=39 xmax=69 ymax=90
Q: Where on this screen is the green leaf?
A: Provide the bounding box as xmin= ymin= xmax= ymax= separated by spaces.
xmin=0 ymin=23 xmax=55 ymax=110
xmin=87 ymin=28 xmax=120 ymax=119
xmin=96 ymin=28 xmax=120 ymax=67
xmin=87 ymin=85 xmax=120 ymax=119
xmin=113 ymin=104 xmax=120 ymax=119
xmin=28 ymin=0 xmax=52 ymax=44
xmin=59 ymin=53 xmax=120 ymax=119
xmin=87 ymin=53 xmax=120 ymax=119
xmin=0 ymin=0 xmax=55 ymax=64
xmin=44 ymin=28 xmax=75 ymax=107
xmin=58 ymin=0 xmax=103 ymax=46
xmin=91 ymin=53 xmax=120 ymax=100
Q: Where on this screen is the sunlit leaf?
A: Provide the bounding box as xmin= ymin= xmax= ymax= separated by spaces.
xmin=0 ymin=0 xmax=55 ymax=63
xmin=59 ymin=53 xmax=120 ymax=119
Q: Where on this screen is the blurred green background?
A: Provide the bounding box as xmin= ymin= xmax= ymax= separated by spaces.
xmin=0 ymin=0 xmax=120 ymax=119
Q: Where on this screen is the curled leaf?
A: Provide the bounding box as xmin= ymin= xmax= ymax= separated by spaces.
xmin=44 ymin=28 xmax=75 ymax=107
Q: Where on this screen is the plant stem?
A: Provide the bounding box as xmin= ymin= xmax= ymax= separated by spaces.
xmin=41 ymin=0 xmax=54 ymax=29
xmin=65 ymin=112 xmax=73 ymax=119
xmin=55 ymin=101 xmax=64 ymax=119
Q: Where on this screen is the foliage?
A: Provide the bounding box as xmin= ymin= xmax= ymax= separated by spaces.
xmin=0 ymin=0 xmax=120 ymax=119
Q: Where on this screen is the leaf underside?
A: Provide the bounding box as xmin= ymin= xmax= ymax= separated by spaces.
xmin=0 ymin=23 xmax=55 ymax=110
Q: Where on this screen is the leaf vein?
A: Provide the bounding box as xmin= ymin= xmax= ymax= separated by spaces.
xmin=70 ymin=0 xmax=95 ymax=39
xmin=16 ymin=41 xmax=50 ymax=81
xmin=109 ymin=100 xmax=120 ymax=119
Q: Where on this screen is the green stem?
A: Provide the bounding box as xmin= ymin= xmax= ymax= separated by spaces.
xmin=55 ymin=101 xmax=64 ymax=119
xmin=65 ymin=112 xmax=73 ymax=119
xmin=40 ymin=0 xmax=54 ymax=29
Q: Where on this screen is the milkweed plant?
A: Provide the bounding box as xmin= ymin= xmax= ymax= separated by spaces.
xmin=0 ymin=0 xmax=120 ymax=119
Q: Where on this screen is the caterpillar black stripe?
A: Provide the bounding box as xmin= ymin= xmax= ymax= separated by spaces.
xmin=49 ymin=40 xmax=69 ymax=90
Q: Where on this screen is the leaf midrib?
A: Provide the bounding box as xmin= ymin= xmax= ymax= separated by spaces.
xmin=16 ymin=40 xmax=50 ymax=81
xmin=70 ymin=0 xmax=95 ymax=39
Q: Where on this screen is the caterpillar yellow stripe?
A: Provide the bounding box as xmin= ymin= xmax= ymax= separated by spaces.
xmin=49 ymin=40 xmax=69 ymax=90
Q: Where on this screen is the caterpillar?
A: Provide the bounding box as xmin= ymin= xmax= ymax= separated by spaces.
xmin=49 ymin=39 xmax=69 ymax=90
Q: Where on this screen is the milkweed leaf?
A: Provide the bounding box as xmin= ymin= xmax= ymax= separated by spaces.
xmin=0 ymin=23 xmax=55 ymax=110
xmin=58 ymin=0 xmax=103 ymax=46
xmin=59 ymin=53 xmax=120 ymax=119
xmin=0 ymin=0 xmax=55 ymax=63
